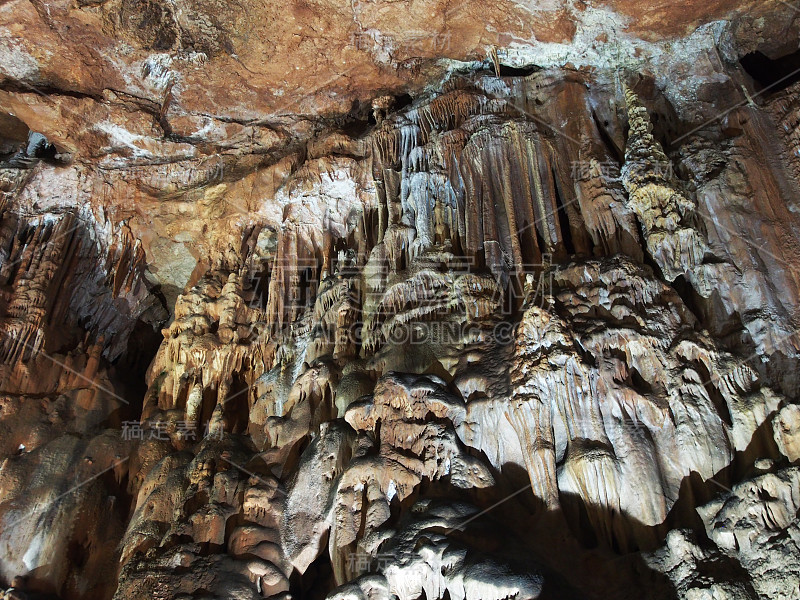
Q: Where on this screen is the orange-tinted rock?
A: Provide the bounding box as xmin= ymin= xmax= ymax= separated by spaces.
xmin=3 ymin=4 xmax=800 ymax=600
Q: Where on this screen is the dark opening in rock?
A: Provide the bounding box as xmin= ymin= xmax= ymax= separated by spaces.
xmin=740 ymin=47 xmax=800 ymax=93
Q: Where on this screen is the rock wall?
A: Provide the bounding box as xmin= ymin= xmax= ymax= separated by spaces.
xmin=2 ymin=4 xmax=800 ymax=599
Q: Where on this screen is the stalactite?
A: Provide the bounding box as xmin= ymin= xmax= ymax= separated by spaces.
xmin=621 ymin=84 xmax=709 ymax=289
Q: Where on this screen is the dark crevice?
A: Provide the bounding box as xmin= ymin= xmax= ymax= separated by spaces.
xmin=670 ymin=274 xmax=705 ymax=331
xmin=290 ymin=536 xmax=335 ymax=600
xmin=343 ymin=116 xmax=373 ymax=137
xmin=629 ymin=368 xmax=653 ymax=395
xmin=2 ymin=131 xmax=68 ymax=168
xmin=109 ymin=319 xmax=164 ymax=420
xmin=740 ymin=48 xmax=800 ymax=93
xmin=591 ymin=110 xmax=624 ymax=163
xmin=393 ymin=93 xmax=414 ymax=112
xmin=0 ymin=82 xmax=103 ymax=102
xmin=552 ymin=168 xmax=575 ymax=255
xmin=497 ymin=64 xmax=541 ymax=77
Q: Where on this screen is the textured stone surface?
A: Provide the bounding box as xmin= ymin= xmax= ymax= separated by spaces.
xmin=2 ymin=1 xmax=800 ymax=599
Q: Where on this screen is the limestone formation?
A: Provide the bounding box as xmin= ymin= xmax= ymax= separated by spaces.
xmin=1 ymin=1 xmax=800 ymax=599
xmin=621 ymin=85 xmax=710 ymax=287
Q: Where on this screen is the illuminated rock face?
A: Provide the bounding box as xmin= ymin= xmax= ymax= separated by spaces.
xmin=2 ymin=3 xmax=800 ymax=599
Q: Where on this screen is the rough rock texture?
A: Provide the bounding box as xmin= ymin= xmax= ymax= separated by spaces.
xmin=647 ymin=467 xmax=800 ymax=600
xmin=2 ymin=1 xmax=800 ymax=599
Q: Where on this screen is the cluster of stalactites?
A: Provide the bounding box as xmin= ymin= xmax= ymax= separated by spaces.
xmin=620 ymin=84 xmax=709 ymax=290
xmin=143 ymin=271 xmax=273 ymax=440
xmin=0 ymin=212 xmax=155 ymax=365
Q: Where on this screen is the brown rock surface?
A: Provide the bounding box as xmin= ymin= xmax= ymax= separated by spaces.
xmin=2 ymin=1 xmax=800 ymax=599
